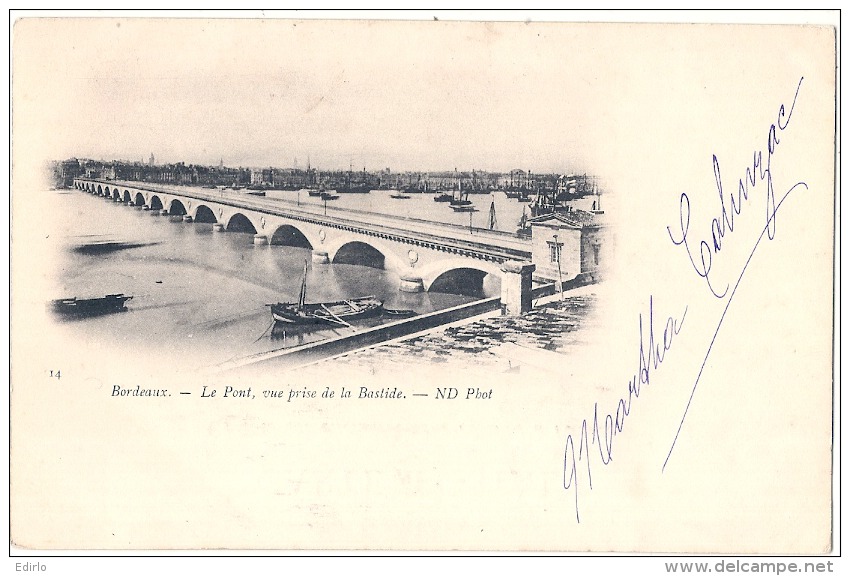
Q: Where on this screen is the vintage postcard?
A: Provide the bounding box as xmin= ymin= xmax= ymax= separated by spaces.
xmin=9 ymin=14 xmax=837 ymax=553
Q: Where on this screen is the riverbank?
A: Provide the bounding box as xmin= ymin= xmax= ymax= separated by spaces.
xmin=312 ymin=284 xmax=599 ymax=375
xmin=221 ymin=282 xmax=599 ymax=381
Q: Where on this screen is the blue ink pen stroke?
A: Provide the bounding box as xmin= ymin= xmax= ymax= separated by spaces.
xmin=563 ymin=296 xmax=687 ymax=522
xmin=562 ymin=76 xmax=808 ymax=524
xmin=663 ymin=76 xmax=807 ymax=471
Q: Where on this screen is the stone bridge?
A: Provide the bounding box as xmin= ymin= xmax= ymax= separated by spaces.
xmin=74 ymin=178 xmax=534 ymax=297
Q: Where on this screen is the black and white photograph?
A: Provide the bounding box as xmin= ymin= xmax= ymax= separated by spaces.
xmin=8 ymin=11 xmax=839 ymax=562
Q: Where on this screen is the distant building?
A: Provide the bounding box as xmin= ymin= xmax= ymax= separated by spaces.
xmin=55 ymin=158 xmax=81 ymax=187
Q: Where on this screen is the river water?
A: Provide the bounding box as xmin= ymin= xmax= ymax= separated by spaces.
xmin=262 ymin=186 xmax=599 ymax=233
xmin=265 ymin=188 xmax=524 ymax=232
xmin=44 ymin=188 xmax=496 ymax=371
xmin=42 ymin=185 xmax=604 ymax=377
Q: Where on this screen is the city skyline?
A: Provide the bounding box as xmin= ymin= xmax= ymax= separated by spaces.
xmin=56 ymin=154 xmax=593 ymax=177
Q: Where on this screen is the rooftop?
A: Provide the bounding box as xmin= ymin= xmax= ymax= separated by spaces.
xmin=527 ymin=209 xmax=599 ymax=229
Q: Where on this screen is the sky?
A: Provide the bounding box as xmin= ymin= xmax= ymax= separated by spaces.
xmin=12 ymin=12 xmax=837 ymax=180
xmin=13 ymin=16 xmax=631 ymax=174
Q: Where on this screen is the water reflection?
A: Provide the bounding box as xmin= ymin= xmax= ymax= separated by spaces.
xmin=47 ymin=189 xmax=480 ymax=370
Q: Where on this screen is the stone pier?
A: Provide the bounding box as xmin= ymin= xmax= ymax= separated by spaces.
xmin=311 ymin=250 xmax=329 ymax=264
xmin=500 ymin=260 xmax=535 ymax=316
xmin=398 ymin=272 xmax=424 ymax=293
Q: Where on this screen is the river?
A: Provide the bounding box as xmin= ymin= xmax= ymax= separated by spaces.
xmin=42 ymin=184 xmax=603 ymax=377
xmin=44 ymin=188 xmax=504 ymax=372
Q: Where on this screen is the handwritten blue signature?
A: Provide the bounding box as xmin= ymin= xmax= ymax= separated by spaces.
xmin=563 ymin=76 xmax=808 ymax=522
xmin=667 ymin=77 xmax=805 ymax=300
xmin=563 ymin=296 xmax=687 ymax=522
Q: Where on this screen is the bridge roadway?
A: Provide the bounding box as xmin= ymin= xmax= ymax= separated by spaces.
xmin=88 ymin=180 xmax=532 ymax=263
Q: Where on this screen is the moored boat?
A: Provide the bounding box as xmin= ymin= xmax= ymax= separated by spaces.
xmin=449 ymin=171 xmax=473 ymax=208
xmin=51 ymin=294 xmax=132 ymax=317
xmin=269 ymin=262 xmax=383 ymax=326
xmin=270 ymin=296 xmax=383 ymax=325
xmin=338 ymin=164 xmax=372 ymax=193
xmin=338 ymin=182 xmax=371 ymax=194
xmin=450 ymin=204 xmax=477 ymax=212
xmin=382 ymin=308 xmax=416 ymax=318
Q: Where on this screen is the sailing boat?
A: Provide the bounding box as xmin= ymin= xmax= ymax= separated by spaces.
xmin=449 ymin=171 xmax=474 ymax=211
xmin=269 ymin=261 xmax=383 ymax=326
xmin=308 ymin=170 xmax=324 ymax=196
xmin=390 ymin=177 xmax=411 ymax=199
xmin=432 ymin=176 xmax=453 ymax=203
xmin=339 ymin=164 xmax=371 ymax=193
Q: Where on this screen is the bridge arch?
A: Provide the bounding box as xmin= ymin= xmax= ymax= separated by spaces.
xmin=226 ymin=212 xmax=258 ymax=234
xmin=326 ymin=237 xmax=408 ymax=273
xmin=132 ymin=192 xmax=145 ymax=206
xmin=332 ymin=241 xmax=387 ymax=269
xmin=428 ymin=268 xmax=489 ymax=296
xmin=193 ymin=204 xmax=218 ymax=223
xmin=419 ymin=259 xmax=502 ymax=296
xmin=148 ymin=195 xmax=163 ymax=210
xmin=97 ymin=184 xmax=103 ymax=195
xmin=269 ymin=224 xmax=313 ymax=249
xmin=122 ymin=190 xmax=131 ymax=203
xmin=112 ymin=189 xmax=121 ymax=200
xmin=167 ymin=198 xmax=188 ymax=216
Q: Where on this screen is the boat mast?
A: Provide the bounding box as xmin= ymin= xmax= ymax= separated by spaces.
xmin=298 ymin=260 xmax=308 ymax=310
xmin=454 ymin=168 xmax=459 ymax=202
xmin=488 ymin=197 xmax=497 ymax=230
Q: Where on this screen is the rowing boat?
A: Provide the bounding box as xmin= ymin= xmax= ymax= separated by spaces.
xmin=269 ymin=261 xmax=383 ymax=326
xmin=51 ymin=294 xmax=132 ymax=317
